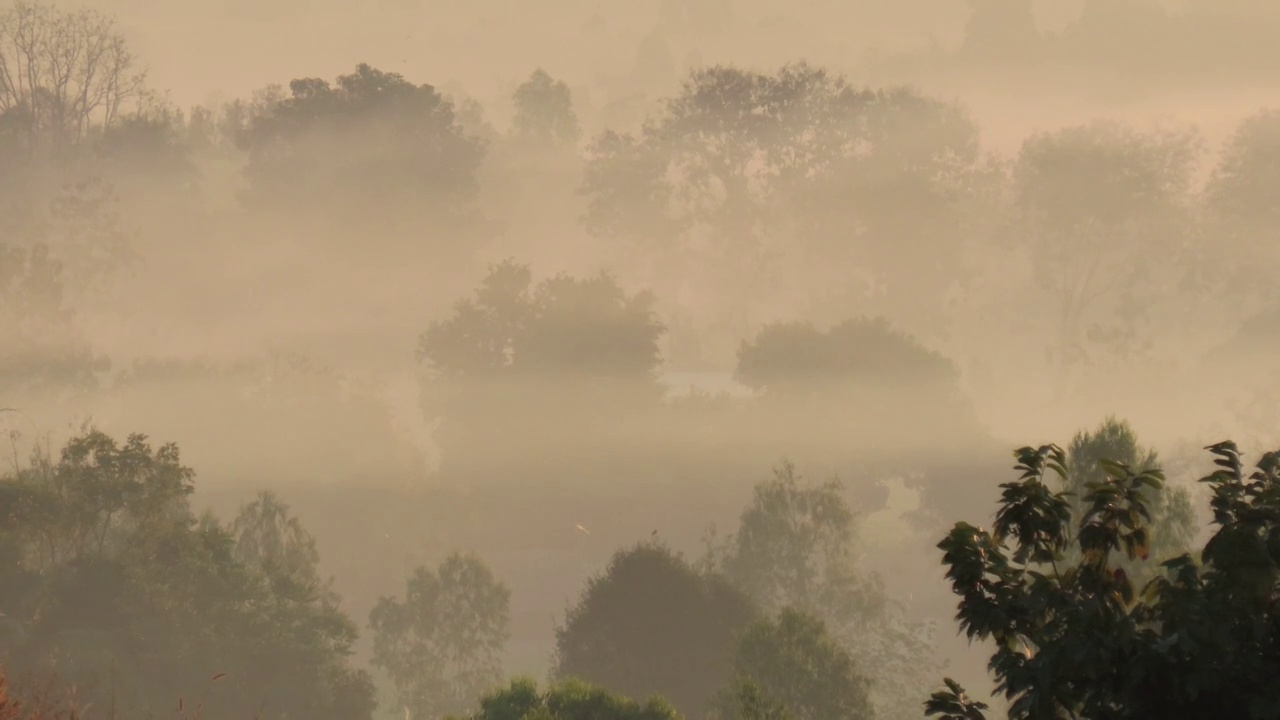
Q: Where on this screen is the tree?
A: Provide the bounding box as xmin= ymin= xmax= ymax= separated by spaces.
xmin=0 ymin=240 xmax=106 ymax=402
xmin=554 ymin=541 xmax=758 ymax=718
xmin=926 ymin=441 xmax=1280 ymax=719
xmin=731 ymin=318 xmax=989 ymax=521
xmin=18 ymin=177 xmax=139 ymax=297
xmin=0 ymin=428 xmax=375 ymax=720
xmin=1007 ymin=121 xmax=1201 ymax=393
xmin=1201 ymin=109 xmax=1280 ymax=311
xmin=1206 ymin=109 xmax=1280 ymax=227
xmin=417 ymin=260 xmax=667 ymax=480
xmin=231 ymin=490 xmax=327 ymax=597
xmin=510 ymin=69 xmax=580 ymax=146
xmin=449 ymin=677 xmax=681 ymax=720
xmin=705 ymin=462 xmax=940 ymax=720
xmin=0 ymin=0 xmax=146 ymax=160
xmin=236 ymin=63 xmax=488 ymax=247
xmin=581 ymin=63 xmax=988 ymax=357
xmin=369 ymin=552 xmax=511 ymax=720
xmin=735 ymin=318 xmax=962 ymax=402
xmin=722 ymin=681 xmax=791 ymax=720
xmin=717 ymin=608 xmax=872 ymax=720
xmin=1063 ymin=417 xmax=1196 ymax=584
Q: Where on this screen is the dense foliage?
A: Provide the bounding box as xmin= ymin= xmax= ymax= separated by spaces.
xmin=717 ymin=608 xmax=871 ymax=720
xmin=554 ymin=542 xmax=757 ymax=718
xmin=0 ymin=429 xmax=375 ymax=719
xmin=9 ymin=1 xmax=1280 ymax=717
xmin=449 ymin=678 xmax=681 ymax=720
xmin=927 ymin=441 xmax=1280 ymax=719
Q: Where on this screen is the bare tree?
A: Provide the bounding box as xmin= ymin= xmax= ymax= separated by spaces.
xmin=0 ymin=0 xmax=145 ymax=159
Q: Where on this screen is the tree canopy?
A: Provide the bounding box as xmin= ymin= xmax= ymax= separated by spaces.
xmin=554 ymin=541 xmax=758 ymax=718
xmin=417 ymin=260 xmax=667 ymax=480
xmin=718 ymin=608 xmax=872 ymax=720
xmin=511 ymin=69 xmax=581 ymax=147
xmin=236 ymin=63 xmax=488 ymax=242
xmin=0 ymin=429 xmax=375 ymax=720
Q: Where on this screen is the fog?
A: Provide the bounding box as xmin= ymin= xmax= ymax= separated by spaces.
xmin=3 ymin=0 xmax=1280 ymax=718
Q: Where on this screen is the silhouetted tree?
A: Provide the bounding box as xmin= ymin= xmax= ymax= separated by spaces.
xmin=0 ymin=429 xmax=375 ymax=720
xmin=0 ymin=1 xmax=146 ymax=161
xmin=554 ymin=542 xmax=758 ymax=718
xmin=926 ymin=442 xmax=1280 ymax=719
xmin=237 ymin=63 xmax=487 ymax=246
xmin=1062 ymin=417 xmax=1196 ymax=584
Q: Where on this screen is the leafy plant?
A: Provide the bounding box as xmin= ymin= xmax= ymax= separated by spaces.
xmin=927 ymin=441 xmax=1280 ymax=719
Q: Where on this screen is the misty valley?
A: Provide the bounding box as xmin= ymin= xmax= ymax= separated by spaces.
xmin=4 ymin=0 xmax=1280 ymax=718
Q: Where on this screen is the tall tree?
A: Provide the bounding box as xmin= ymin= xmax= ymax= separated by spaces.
xmin=0 ymin=0 xmax=146 ymax=160
xmin=1008 ymin=120 xmax=1201 ymax=393
xmin=1201 ymin=108 xmax=1280 ymax=313
xmin=370 ymin=552 xmax=511 ymax=720
xmin=582 ymin=63 xmax=989 ymax=356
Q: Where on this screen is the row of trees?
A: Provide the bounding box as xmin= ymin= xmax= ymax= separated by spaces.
xmin=412 ymin=259 xmax=993 ymax=521
xmin=0 ymin=423 xmax=880 ymax=719
xmin=1 ymin=413 xmax=1204 ymax=719
xmin=5 ymin=0 xmax=1280 ymax=437
xmin=11 ymin=47 xmax=1280 ymax=395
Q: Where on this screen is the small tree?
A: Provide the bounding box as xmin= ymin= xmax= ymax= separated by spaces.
xmin=717 ymin=608 xmax=872 ymax=720
xmin=554 ymin=542 xmax=758 ymax=718
xmin=370 ymin=552 xmax=511 ymax=720
xmin=510 ymin=69 xmax=580 ymax=147
xmin=926 ymin=441 xmax=1280 ymax=719
xmin=1063 ymin=417 xmax=1196 ymax=585
xmin=706 ymin=462 xmax=940 ymax=719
